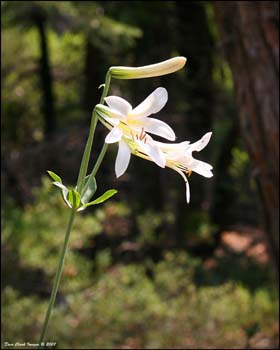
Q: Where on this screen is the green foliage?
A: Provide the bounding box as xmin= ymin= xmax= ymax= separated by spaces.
xmin=183 ymin=211 xmax=217 ymax=243
xmin=2 ymin=26 xmax=42 ymax=147
xmin=230 ymin=147 xmax=250 ymax=178
xmin=2 ymin=287 xmax=44 ymax=344
xmin=2 ymin=177 xmax=101 ymax=280
xmin=2 ymin=254 xmax=278 ymax=349
xmin=136 ymin=210 xmax=166 ymax=244
xmin=2 ymin=180 xmax=278 ymax=349
xmin=2 ymin=0 xmax=141 ymax=147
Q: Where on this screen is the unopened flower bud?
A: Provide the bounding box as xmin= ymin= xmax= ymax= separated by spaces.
xmin=109 ymin=56 xmax=187 ymax=80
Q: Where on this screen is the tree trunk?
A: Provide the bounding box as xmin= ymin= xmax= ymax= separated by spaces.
xmin=213 ymin=1 xmax=279 ymax=275
xmin=34 ymin=13 xmax=55 ymax=137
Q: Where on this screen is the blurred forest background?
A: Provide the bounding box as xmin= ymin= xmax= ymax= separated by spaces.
xmin=1 ymin=1 xmax=279 ymax=349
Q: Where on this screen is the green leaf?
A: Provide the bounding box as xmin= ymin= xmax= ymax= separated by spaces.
xmin=47 ymin=170 xmax=62 ymax=183
xmin=61 ymin=187 xmax=71 ymax=208
xmin=52 ymin=181 xmax=66 ymax=190
xmin=79 ymin=189 xmax=117 ymax=210
xmin=67 ymin=189 xmax=81 ymax=210
xmin=50 ymin=181 xmax=72 ymax=208
xmin=47 ymin=175 xmax=76 ymax=210
xmin=80 ymin=174 xmax=97 ymax=204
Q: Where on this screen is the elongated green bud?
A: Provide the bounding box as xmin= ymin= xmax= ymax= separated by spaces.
xmin=109 ymin=56 xmax=187 ymax=79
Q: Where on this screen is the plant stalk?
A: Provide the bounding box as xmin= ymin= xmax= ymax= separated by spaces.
xmin=39 ymin=208 xmax=76 ymax=348
xmin=76 ymin=71 xmax=111 ymax=193
xmin=39 ymin=70 xmax=112 ymax=346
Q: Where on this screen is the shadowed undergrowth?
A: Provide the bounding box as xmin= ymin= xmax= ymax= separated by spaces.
xmin=2 ymin=179 xmax=279 ymax=349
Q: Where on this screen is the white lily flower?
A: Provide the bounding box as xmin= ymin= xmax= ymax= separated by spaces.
xmin=113 ymin=132 xmax=213 ymax=203
xmin=153 ymin=132 xmax=213 ymax=203
xmin=96 ymin=87 xmax=176 ymax=177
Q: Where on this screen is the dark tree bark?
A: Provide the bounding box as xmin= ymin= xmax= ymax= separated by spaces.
xmin=213 ymin=1 xmax=279 ymax=274
xmin=33 ymin=11 xmax=56 ymax=137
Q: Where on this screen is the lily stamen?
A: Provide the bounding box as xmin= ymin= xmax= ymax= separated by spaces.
xmin=139 ymin=128 xmax=146 ymax=141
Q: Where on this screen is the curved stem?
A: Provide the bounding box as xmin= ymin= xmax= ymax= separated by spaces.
xmin=80 ymin=143 xmax=108 ymax=196
xmin=91 ymin=142 xmax=109 ymax=177
xmin=76 ymin=71 xmax=111 ymax=193
xmin=39 ymin=209 xmax=76 ymax=348
xmin=76 ymin=110 xmax=98 ymax=193
xmin=100 ymin=71 xmax=111 ymax=104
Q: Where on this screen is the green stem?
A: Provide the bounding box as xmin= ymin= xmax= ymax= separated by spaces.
xmin=100 ymin=71 xmax=111 ymax=104
xmin=76 ymin=110 xmax=98 ymax=193
xmin=39 ymin=209 xmax=76 ymax=348
xmin=80 ymin=143 xmax=108 ymax=197
xmin=91 ymin=142 xmax=109 ymax=177
xmin=85 ymin=72 xmax=111 ymax=183
xmin=76 ymin=71 xmax=111 ymax=193
xmin=39 ymin=70 xmax=112 ymax=347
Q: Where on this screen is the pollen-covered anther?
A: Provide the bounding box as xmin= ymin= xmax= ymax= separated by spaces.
xmin=139 ymin=128 xmax=146 ymax=141
xmin=186 ymin=169 xmax=192 ymax=177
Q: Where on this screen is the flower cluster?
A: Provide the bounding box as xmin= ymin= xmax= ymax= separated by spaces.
xmin=96 ymin=57 xmax=213 ymax=203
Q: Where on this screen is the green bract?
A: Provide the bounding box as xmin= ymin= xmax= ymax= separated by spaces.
xmin=47 ymin=170 xmax=62 ymax=183
xmin=47 ymin=170 xmax=117 ymax=211
xmin=80 ymin=174 xmax=97 ymax=205
xmin=67 ymin=189 xmax=81 ymax=210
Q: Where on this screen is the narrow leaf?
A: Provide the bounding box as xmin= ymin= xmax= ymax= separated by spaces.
xmin=62 ymin=188 xmax=72 ymax=208
xmin=82 ymin=189 xmax=117 ymax=208
xmin=51 ymin=182 xmax=72 ymax=208
xmin=81 ymin=174 xmax=97 ymax=204
xmin=52 ymin=181 xmax=67 ymax=190
xmin=47 ymin=170 xmax=62 ymax=183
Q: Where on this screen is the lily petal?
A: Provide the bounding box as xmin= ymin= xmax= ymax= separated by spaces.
xmin=141 ymin=117 xmax=176 ymax=141
xmin=105 ymin=125 xmax=123 ymax=144
xmin=154 ymin=140 xmax=190 ymax=151
xmin=176 ymin=168 xmax=190 ymax=203
xmin=129 ymin=87 xmax=168 ymax=119
xmin=115 ymin=140 xmax=131 ymax=177
xmin=138 ymin=140 xmax=166 ymax=168
xmin=185 ymin=178 xmax=190 ymax=203
xmin=190 ymin=132 xmax=212 ymax=152
xmin=105 ymin=96 xmax=132 ymax=117
xmin=189 ymin=159 xmax=213 ymax=178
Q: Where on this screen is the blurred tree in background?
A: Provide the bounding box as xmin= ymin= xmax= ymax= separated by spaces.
xmin=213 ymin=0 xmax=279 ymax=276
xmin=1 ymin=1 xmax=279 ymax=349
